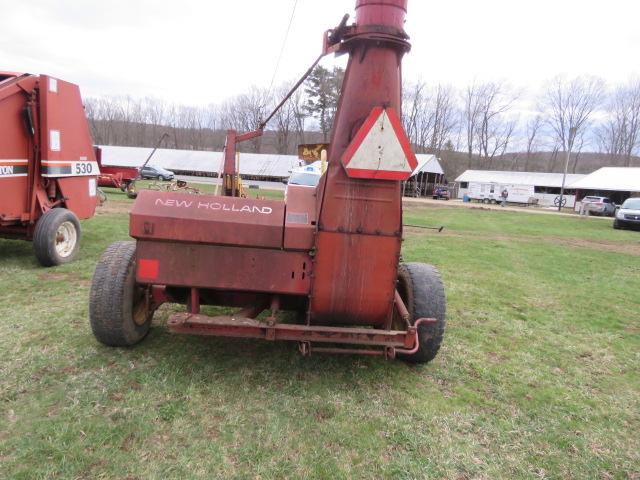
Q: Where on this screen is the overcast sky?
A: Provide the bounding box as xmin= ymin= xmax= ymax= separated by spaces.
xmin=1 ymin=0 xmax=639 ymax=106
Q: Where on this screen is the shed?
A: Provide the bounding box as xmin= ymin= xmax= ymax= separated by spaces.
xmin=569 ymin=167 xmax=640 ymax=204
xmin=403 ymin=154 xmax=445 ymax=197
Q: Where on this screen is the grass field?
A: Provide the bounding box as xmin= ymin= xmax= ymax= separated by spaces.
xmin=1 ymin=197 xmax=638 ymax=479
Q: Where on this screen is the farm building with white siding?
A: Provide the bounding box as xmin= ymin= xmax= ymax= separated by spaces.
xmin=455 ymin=170 xmax=587 ymax=207
xmin=98 ymin=145 xmax=445 ymax=185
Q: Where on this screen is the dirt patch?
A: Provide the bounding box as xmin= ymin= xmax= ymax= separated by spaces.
xmin=37 ymin=270 xmax=88 ymax=283
xmin=96 ymin=201 xmax=132 ymax=215
xmin=405 ymin=228 xmax=640 ymax=256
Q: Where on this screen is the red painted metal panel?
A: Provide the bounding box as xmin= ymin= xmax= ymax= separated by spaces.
xmin=0 ymin=89 xmax=30 ymax=221
xmin=57 ymin=177 xmax=98 ymax=220
xmin=130 ymin=191 xmax=286 ymax=249
xmin=310 ymin=232 xmax=400 ymax=326
xmin=38 ymin=76 xmax=98 ymax=168
xmin=136 ymin=240 xmax=312 ymax=295
xmin=284 ymin=184 xmax=317 ymax=251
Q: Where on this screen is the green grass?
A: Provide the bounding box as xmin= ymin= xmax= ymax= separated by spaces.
xmin=0 ymin=202 xmax=638 ymax=479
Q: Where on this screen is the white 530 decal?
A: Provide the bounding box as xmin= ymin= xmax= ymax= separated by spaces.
xmin=41 ymin=160 xmax=100 ymax=178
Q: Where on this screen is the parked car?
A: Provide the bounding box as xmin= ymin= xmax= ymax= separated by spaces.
xmin=140 ymin=165 xmax=175 ymax=181
xmin=285 ymin=164 xmax=322 ymax=198
xmin=580 ymin=196 xmax=616 ymax=216
xmin=432 ymin=186 xmax=450 ymax=200
xmin=613 ymin=197 xmax=640 ymax=230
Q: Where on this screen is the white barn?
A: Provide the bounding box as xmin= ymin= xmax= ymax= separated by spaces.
xmin=99 ymin=145 xmax=304 ymax=181
xmin=99 ymin=145 xmax=445 ymax=184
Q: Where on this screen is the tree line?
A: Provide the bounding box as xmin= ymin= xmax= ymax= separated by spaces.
xmin=86 ymin=68 xmax=640 ymax=175
xmin=85 ymin=65 xmax=344 ymax=155
xmin=403 ymin=76 xmax=640 ymax=174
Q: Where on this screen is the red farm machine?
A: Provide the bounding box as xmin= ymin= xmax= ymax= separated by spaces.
xmin=0 ymin=72 xmax=100 ymax=266
xmin=89 ymin=0 xmax=446 ymax=363
xmin=96 ymin=147 xmax=139 ymax=199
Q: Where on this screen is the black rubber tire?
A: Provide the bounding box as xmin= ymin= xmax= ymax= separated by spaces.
xmin=613 ymin=219 xmax=621 ymax=230
xmin=396 ymin=263 xmax=446 ymax=364
xmin=32 ymin=208 xmax=81 ymax=267
xmin=89 ymin=241 xmax=152 ymax=347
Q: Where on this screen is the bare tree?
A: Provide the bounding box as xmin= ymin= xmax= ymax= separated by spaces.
xmin=541 ymin=75 xmax=605 ymax=173
xmin=428 ymin=84 xmax=459 ymax=156
xmin=524 ymin=115 xmax=543 ymax=171
xmin=403 ymin=81 xmax=458 ymax=155
xmin=270 ymin=83 xmax=296 ymax=154
xmin=463 ymin=82 xmax=517 ymax=168
xmin=597 ymin=80 xmax=640 ymax=166
xmin=219 ymin=86 xmax=270 ymax=152
xmin=290 ymin=88 xmax=307 ymax=147
xmin=463 ymin=83 xmax=483 ymax=166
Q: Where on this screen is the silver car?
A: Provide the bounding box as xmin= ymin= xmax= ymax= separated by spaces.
xmin=581 ymin=196 xmax=617 ymax=216
xmin=614 ymin=198 xmax=640 ymax=230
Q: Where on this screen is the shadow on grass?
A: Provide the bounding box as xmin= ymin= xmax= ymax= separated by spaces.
xmin=85 ymin=315 xmax=418 ymax=399
xmin=0 ymin=238 xmax=39 ymax=267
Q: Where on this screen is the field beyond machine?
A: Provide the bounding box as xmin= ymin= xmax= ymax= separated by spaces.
xmin=0 ymin=72 xmax=100 ymax=266
xmin=89 ymin=0 xmax=446 ymax=362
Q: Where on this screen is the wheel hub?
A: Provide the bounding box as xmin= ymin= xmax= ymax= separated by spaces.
xmin=55 ymin=221 xmax=77 ymax=258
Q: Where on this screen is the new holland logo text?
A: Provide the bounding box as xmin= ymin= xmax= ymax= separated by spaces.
xmin=154 ymin=198 xmax=273 ymax=215
xmin=0 ymin=160 xmax=28 ymax=178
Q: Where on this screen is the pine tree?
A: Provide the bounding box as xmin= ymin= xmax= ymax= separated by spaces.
xmin=304 ymin=66 xmax=345 ymax=141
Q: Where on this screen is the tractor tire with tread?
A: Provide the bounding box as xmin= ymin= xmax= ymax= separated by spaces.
xmin=89 ymin=241 xmax=152 ymax=347
xmin=396 ymin=262 xmax=446 ymax=364
xmin=33 ymin=208 xmax=81 ymax=267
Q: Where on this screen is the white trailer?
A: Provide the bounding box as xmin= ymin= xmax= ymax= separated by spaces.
xmin=467 ymin=182 xmax=534 ymax=204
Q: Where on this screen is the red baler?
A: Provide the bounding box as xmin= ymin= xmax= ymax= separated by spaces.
xmin=0 ymin=73 xmax=99 ymax=266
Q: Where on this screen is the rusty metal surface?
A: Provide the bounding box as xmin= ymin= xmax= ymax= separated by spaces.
xmin=168 ymin=312 xmax=417 ymax=348
xmin=130 ymin=190 xmax=286 ymax=249
xmin=310 ymin=0 xmax=410 ymax=326
xmin=136 ymin=240 xmax=312 ymax=295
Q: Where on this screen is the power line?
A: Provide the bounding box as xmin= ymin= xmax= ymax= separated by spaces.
xmin=266 ymin=0 xmax=299 ymax=101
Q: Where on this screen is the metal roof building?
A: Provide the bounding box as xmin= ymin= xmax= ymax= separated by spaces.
xmin=99 ymin=145 xmax=303 ymax=179
xmin=569 ymin=167 xmax=640 ymax=192
xmin=455 ymin=170 xmax=586 ymax=188
xmin=99 ymin=146 xmax=445 ymax=180
xmin=414 ymin=154 xmax=444 ymax=176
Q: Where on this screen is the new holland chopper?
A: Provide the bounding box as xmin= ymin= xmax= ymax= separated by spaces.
xmin=89 ymin=0 xmax=446 ymax=362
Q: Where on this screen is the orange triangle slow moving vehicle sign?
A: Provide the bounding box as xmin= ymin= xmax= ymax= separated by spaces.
xmin=341 ymin=106 xmax=418 ymax=181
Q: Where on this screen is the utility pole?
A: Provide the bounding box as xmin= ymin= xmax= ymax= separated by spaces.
xmin=558 ymin=126 xmax=577 ymax=212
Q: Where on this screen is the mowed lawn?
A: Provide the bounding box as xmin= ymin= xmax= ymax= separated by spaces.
xmin=0 ymin=196 xmax=638 ymax=479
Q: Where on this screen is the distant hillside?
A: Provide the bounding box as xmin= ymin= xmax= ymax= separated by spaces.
xmin=89 ymin=119 xmax=325 ymax=156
